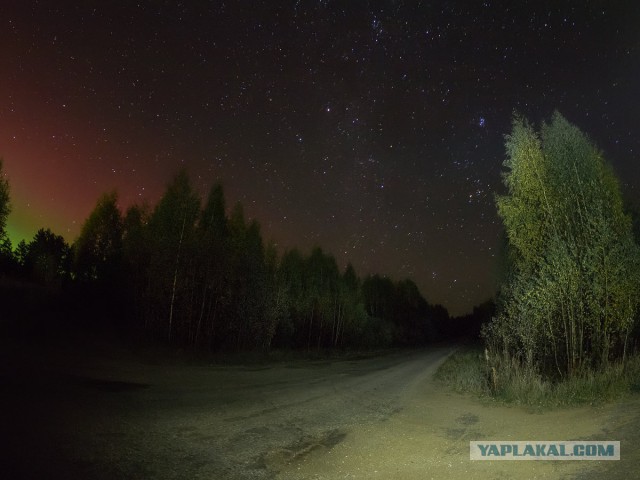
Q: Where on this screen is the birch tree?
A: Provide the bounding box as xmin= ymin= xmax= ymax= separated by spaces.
xmin=486 ymin=112 xmax=640 ymax=376
xmin=147 ymin=171 xmax=200 ymax=341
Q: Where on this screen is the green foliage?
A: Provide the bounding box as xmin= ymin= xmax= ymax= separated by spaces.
xmin=486 ymin=112 xmax=640 ymax=377
xmin=437 ymin=348 xmax=640 ymax=408
xmin=0 ymin=159 xmax=10 ymax=240
xmin=0 ymin=159 xmax=14 ymax=274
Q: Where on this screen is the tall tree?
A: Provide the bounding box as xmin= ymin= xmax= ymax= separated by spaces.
xmin=226 ymin=203 xmax=267 ymax=349
xmin=194 ymin=184 xmax=229 ymax=348
xmin=0 ymin=159 xmax=13 ymax=274
xmin=262 ymin=243 xmax=290 ymax=351
xmin=277 ymin=248 xmax=306 ymax=347
xmin=486 ymin=112 xmax=640 ymax=375
xmin=0 ymin=159 xmax=10 ymax=240
xmin=24 ymin=228 xmax=72 ymax=285
xmin=147 ymin=170 xmax=201 ymax=341
xmin=74 ymin=191 xmax=124 ymax=284
xmin=122 ymin=203 xmax=151 ymax=326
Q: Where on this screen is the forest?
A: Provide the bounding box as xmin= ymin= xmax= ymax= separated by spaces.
xmin=0 ymin=165 xmax=477 ymax=352
xmin=4 ymin=112 xmax=636 ymax=379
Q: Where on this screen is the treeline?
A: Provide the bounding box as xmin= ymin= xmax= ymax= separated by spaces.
xmin=0 ymin=167 xmax=450 ymax=351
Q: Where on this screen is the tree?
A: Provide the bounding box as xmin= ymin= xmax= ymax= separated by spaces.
xmin=15 ymin=240 xmax=28 ymax=267
xmin=0 ymin=159 xmax=10 ymax=240
xmin=394 ymin=278 xmax=433 ymax=345
xmin=277 ymin=248 xmax=306 ymax=347
xmin=24 ymin=229 xmax=72 ymax=285
xmin=262 ymin=243 xmax=290 ymax=351
xmin=147 ymin=170 xmax=201 ymax=341
xmin=122 ymin=203 xmax=151 ymax=326
xmin=226 ymin=203 xmax=268 ymax=349
xmin=72 ymin=191 xmax=125 ymax=323
xmin=485 ymin=112 xmax=640 ymax=376
xmin=0 ymin=159 xmax=13 ymax=275
xmin=74 ymin=191 xmax=124 ymax=284
xmin=332 ymin=263 xmax=372 ymax=348
xmin=193 ymin=184 xmax=229 ymax=349
xmin=362 ymin=274 xmax=396 ymax=321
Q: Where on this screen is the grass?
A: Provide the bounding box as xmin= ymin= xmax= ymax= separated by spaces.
xmin=434 ymin=348 xmax=490 ymax=396
xmin=435 ymin=346 xmax=640 ymax=409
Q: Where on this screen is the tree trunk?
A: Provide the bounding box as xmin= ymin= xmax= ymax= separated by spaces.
xmin=194 ymin=283 xmax=208 ymax=348
xmin=307 ymin=303 xmax=314 ymax=351
xmin=168 ymin=214 xmax=187 ymax=342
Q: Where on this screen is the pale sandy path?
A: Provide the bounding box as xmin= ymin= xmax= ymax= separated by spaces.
xmin=273 ymin=351 xmax=639 ymax=480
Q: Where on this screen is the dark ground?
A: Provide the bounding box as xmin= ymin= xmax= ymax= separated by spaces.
xmin=0 ymin=332 xmax=637 ymax=479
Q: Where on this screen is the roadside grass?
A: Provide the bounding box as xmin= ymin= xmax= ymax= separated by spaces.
xmin=434 ymin=347 xmax=490 ymax=396
xmin=435 ymin=346 xmax=640 ymax=409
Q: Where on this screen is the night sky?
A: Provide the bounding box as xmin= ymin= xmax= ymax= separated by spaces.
xmin=1 ymin=1 xmax=639 ymax=315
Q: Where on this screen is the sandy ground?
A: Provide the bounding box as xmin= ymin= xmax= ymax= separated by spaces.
xmin=0 ymin=335 xmax=637 ymax=479
xmin=275 ymin=358 xmax=639 ymax=480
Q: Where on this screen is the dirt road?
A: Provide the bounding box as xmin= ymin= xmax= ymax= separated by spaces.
xmin=1 ymin=338 xmax=637 ymax=479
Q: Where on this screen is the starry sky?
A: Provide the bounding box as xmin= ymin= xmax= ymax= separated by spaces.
xmin=1 ymin=1 xmax=639 ymax=315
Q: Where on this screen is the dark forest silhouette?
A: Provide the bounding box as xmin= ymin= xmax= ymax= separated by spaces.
xmin=0 ymin=165 xmax=478 ymax=351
